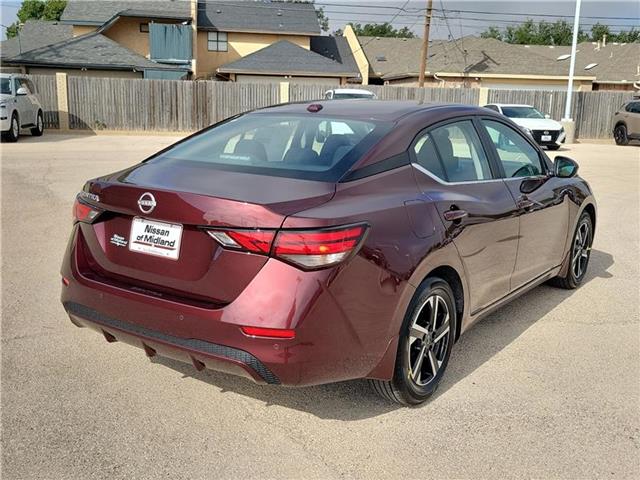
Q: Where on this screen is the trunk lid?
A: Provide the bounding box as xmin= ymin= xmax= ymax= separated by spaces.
xmin=77 ymin=162 xmax=335 ymax=306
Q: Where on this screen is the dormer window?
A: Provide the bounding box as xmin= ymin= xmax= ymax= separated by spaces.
xmin=208 ymin=32 xmax=228 ymax=52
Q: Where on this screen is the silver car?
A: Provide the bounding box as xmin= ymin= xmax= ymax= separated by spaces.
xmin=1 ymin=73 xmax=45 ymax=142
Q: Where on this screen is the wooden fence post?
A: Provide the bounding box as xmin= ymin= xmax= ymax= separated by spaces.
xmin=280 ymin=82 xmax=289 ymax=103
xmin=55 ymin=72 xmax=69 ymax=130
xmin=478 ymin=87 xmax=489 ymax=106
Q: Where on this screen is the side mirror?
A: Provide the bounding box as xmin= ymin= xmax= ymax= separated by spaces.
xmin=544 ymin=114 xmax=551 ymax=119
xmin=554 ymin=156 xmax=579 ymax=178
xmin=16 ymin=87 xmax=29 ymax=96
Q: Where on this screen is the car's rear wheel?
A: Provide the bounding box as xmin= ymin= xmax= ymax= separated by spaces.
xmin=3 ymin=113 xmax=19 ymax=142
xmin=31 ymin=111 xmax=44 ymax=136
xmin=614 ymin=124 xmax=629 ymax=146
xmin=370 ymin=277 xmax=456 ymax=405
xmin=550 ymin=212 xmax=593 ymax=289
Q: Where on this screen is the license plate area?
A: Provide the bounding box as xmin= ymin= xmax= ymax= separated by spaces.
xmin=541 ymin=135 xmax=552 ymax=142
xmin=129 ymin=217 xmax=183 ymax=260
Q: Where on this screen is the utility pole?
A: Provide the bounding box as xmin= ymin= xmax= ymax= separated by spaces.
xmin=418 ymin=0 xmax=434 ymax=87
xmin=562 ymin=0 xmax=582 ymax=143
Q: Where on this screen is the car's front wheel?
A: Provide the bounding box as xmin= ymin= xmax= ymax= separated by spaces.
xmin=370 ymin=277 xmax=456 ymax=405
xmin=550 ymin=211 xmax=593 ymax=289
xmin=614 ymin=124 xmax=629 ymax=146
xmin=547 ymin=144 xmax=561 ymax=151
xmin=31 ymin=110 xmax=44 ymax=137
xmin=3 ymin=112 xmax=19 ymax=142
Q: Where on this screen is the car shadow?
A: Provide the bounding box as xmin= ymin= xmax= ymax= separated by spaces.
xmin=152 ymin=249 xmax=613 ymax=420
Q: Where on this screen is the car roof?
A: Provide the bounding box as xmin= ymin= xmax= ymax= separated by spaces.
xmin=327 ymin=89 xmax=375 ymax=95
xmin=490 ymin=103 xmax=535 ymax=108
xmin=255 ymin=100 xmax=482 ymax=122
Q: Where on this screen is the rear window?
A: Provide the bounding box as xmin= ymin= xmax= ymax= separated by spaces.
xmin=149 ymin=113 xmax=392 ymax=181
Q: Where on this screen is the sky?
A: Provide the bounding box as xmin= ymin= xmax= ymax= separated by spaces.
xmin=1 ymin=0 xmax=639 ymax=41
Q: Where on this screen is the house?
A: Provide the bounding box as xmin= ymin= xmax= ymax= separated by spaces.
xmin=346 ymin=25 xmax=640 ymax=91
xmin=1 ymin=0 xmax=359 ymax=83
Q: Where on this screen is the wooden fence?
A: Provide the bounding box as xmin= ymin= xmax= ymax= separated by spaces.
xmin=28 ymin=74 xmax=58 ymax=129
xmin=27 ymin=74 xmax=634 ymax=139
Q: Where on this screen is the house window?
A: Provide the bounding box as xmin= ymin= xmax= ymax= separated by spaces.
xmin=207 ymin=32 xmax=227 ymax=52
xmin=140 ymin=23 xmax=149 ymax=33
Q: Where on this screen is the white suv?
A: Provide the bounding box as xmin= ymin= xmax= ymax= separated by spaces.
xmin=484 ymin=103 xmax=565 ymax=150
xmin=1 ymin=73 xmax=45 ymax=142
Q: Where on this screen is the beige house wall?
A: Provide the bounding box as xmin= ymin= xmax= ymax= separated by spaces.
xmin=26 ymin=67 xmax=142 ymax=79
xmin=197 ymin=31 xmax=310 ymax=78
xmin=72 ymin=25 xmax=98 ymax=37
xmin=102 ymin=17 xmax=182 ymax=58
xmin=386 ymin=75 xmax=593 ymax=91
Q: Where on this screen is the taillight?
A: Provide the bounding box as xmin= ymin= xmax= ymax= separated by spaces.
xmin=273 ymin=225 xmax=367 ymax=269
xmin=206 ymin=229 xmax=275 ymax=254
xmin=206 ymin=224 xmax=368 ymax=270
xmin=73 ymin=198 xmax=101 ymax=223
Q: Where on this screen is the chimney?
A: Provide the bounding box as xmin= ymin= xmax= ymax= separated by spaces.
xmin=191 ymin=0 xmax=198 ymax=77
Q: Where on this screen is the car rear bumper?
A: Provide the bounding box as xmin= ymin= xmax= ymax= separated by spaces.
xmin=60 ymin=228 xmax=399 ymax=386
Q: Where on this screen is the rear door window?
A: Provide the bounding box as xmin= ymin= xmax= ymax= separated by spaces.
xmin=413 ymin=120 xmax=493 ymax=182
xmin=149 ymin=113 xmax=391 ymax=182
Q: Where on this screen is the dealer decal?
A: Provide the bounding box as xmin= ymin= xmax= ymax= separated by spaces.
xmin=110 ymin=234 xmax=127 ymax=247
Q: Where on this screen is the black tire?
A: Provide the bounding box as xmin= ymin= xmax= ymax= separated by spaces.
xmin=31 ymin=110 xmax=44 ymax=136
xmin=547 ymin=144 xmax=561 ymax=151
xmin=370 ymin=277 xmax=457 ymax=405
xmin=3 ymin=112 xmax=19 ymax=142
xmin=614 ymin=124 xmax=629 ymax=146
xmin=550 ymin=211 xmax=593 ymax=290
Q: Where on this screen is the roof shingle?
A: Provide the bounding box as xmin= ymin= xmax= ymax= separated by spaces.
xmin=0 ymin=20 xmax=73 ymax=60
xmin=217 ymin=40 xmax=358 ymax=77
xmin=61 ymin=0 xmax=191 ymax=25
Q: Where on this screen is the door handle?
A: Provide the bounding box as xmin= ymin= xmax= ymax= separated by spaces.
xmin=516 ymin=197 xmax=535 ymax=210
xmin=443 ymin=208 xmax=468 ymax=222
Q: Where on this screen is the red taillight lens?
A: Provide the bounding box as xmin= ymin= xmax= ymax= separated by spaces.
xmin=73 ymin=198 xmax=101 ymax=223
xmin=206 ymin=229 xmax=275 ymax=254
xmin=273 ymin=225 xmax=367 ymax=269
xmin=207 ymin=224 xmax=367 ymax=270
xmin=241 ymin=326 xmax=295 ymax=339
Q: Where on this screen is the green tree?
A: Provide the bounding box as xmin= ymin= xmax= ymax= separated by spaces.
xmin=480 ymin=26 xmax=502 ymax=41
xmin=482 ymin=19 xmax=591 ymax=45
xmin=6 ymin=0 xmax=67 ymax=38
xmin=343 ymin=22 xmax=416 ymax=38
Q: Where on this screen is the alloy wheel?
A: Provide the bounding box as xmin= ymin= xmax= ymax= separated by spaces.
xmin=572 ymin=221 xmax=591 ymax=279
xmin=12 ymin=116 xmax=18 ymax=138
xmin=407 ymin=294 xmax=451 ymax=386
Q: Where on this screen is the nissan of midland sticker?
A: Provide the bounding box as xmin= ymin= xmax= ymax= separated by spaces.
xmin=129 ymin=217 xmax=183 ymax=260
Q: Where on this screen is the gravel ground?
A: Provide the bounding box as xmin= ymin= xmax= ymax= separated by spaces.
xmin=1 ymin=134 xmax=639 ymax=479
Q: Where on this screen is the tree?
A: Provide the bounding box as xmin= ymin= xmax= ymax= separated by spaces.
xmin=480 ymin=26 xmax=502 ymax=41
xmin=341 ymin=22 xmax=416 ymax=38
xmin=481 ymin=18 xmax=638 ymax=45
xmin=6 ymin=0 xmax=67 ymax=38
xmin=280 ymin=0 xmax=329 ymax=32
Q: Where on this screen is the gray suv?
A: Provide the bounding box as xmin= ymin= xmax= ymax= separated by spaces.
xmin=613 ymin=99 xmax=640 ymax=145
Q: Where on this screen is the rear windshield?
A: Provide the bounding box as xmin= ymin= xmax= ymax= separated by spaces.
xmin=149 ymin=113 xmax=392 ymax=181
xmin=501 ymin=106 xmax=544 ymax=119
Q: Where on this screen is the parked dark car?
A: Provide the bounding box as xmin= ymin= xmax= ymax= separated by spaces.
xmin=61 ymin=101 xmax=596 ymax=405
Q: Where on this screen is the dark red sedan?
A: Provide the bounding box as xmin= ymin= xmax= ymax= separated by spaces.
xmin=61 ymin=101 xmax=596 ymax=405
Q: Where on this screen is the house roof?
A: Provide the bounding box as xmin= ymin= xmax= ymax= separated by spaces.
xmin=61 ymin=0 xmax=191 ymax=25
xmin=0 ymin=20 xmax=73 ymax=60
xmin=524 ymin=42 xmax=640 ymax=84
xmin=3 ymin=32 xmax=184 ymax=72
xmin=359 ymin=36 xmax=601 ymax=81
xmin=217 ymin=39 xmax=359 ymax=77
xmin=198 ymin=0 xmax=320 ymax=35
